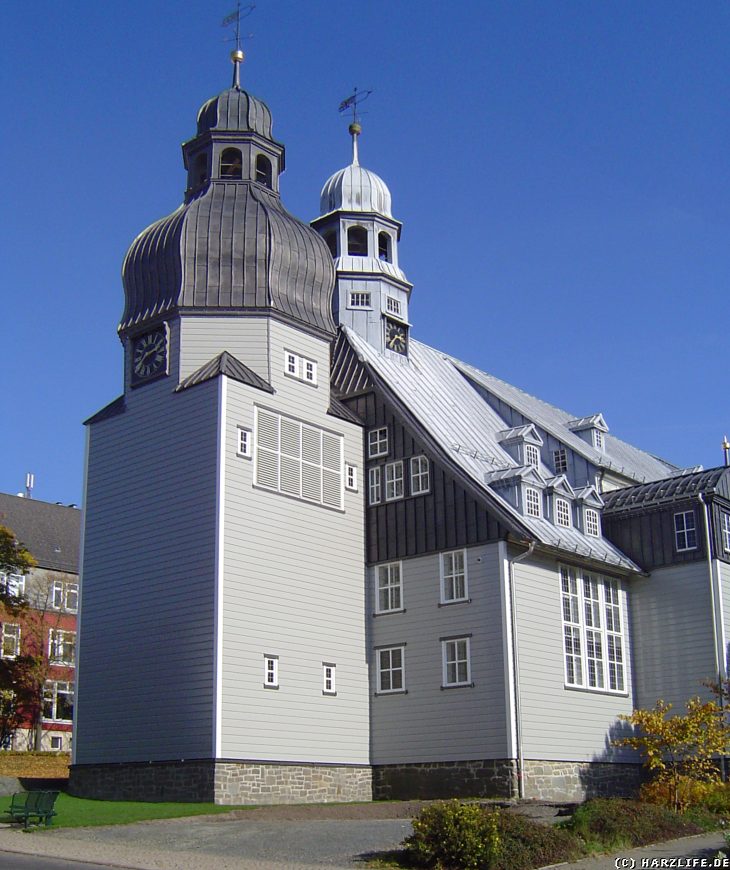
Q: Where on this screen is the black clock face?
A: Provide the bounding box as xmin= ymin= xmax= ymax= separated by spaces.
xmin=132 ymin=328 xmax=167 ymax=383
xmin=385 ymin=319 xmax=408 ymax=355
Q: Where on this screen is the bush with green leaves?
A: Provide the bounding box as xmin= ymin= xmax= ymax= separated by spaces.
xmin=569 ymin=798 xmax=702 ymax=850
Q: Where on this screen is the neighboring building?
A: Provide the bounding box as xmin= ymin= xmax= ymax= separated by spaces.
xmin=0 ymin=493 xmax=79 ymax=751
xmin=71 ymin=55 xmax=728 ymax=804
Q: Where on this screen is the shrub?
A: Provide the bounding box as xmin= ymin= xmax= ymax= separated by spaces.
xmin=569 ymin=798 xmax=702 ymax=849
xmin=640 ymin=776 xmax=716 ymax=812
xmin=404 ymin=800 xmax=582 ymax=870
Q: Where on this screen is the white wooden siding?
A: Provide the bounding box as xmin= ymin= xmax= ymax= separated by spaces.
xmin=179 ymin=316 xmax=271 ymax=382
xmin=369 ymin=544 xmax=508 ymax=764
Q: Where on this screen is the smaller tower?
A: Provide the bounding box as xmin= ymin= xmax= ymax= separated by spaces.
xmin=313 ymin=121 xmax=412 ymax=356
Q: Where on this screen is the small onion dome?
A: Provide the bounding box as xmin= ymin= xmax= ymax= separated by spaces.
xmin=196 ymin=87 xmax=273 ymax=139
xmin=319 ymin=164 xmax=393 ymax=218
xmin=120 ymin=183 xmax=336 ymax=336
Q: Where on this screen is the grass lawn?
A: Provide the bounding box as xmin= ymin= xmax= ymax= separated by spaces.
xmin=0 ymin=792 xmax=251 ymax=829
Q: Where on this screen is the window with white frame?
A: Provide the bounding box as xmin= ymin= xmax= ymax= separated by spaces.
xmin=723 ymin=513 xmax=730 ymax=553
xmin=49 ymin=630 xmax=76 ymax=666
xmin=51 ymin=580 xmax=79 ymax=613
xmin=1 ymin=624 xmax=20 ymax=659
xmin=349 ymin=292 xmax=371 ymax=309
xmin=442 ymin=637 xmax=471 ymax=687
xmin=385 ymin=461 xmax=404 ymax=501
xmin=42 ymin=680 xmax=74 ymax=722
xmin=560 ymin=565 xmax=625 ymax=692
xmin=264 ymin=655 xmax=279 ymax=688
xmin=386 ymin=297 xmax=402 ymax=317
xmin=410 ymin=456 xmax=430 ymax=495
xmin=255 ymin=409 xmax=343 ymax=509
xmin=555 ymin=498 xmax=571 ymax=528
xmin=525 ymin=444 xmax=540 ymax=468
xmin=554 ymin=448 xmax=568 ymax=474
xmin=323 ymin=663 xmax=336 ymax=694
xmin=368 ymin=427 xmax=388 ymax=458
xmin=593 ymin=429 xmax=604 ymax=451
xmin=0 ymin=574 xmax=25 ymax=598
xmin=237 ymin=427 xmax=252 ymax=458
xmin=441 ymin=550 xmax=467 ymax=603
xmin=674 ymin=510 xmax=697 ymax=551
xmin=51 ymin=736 xmax=63 ymax=750
xmin=368 ymin=467 xmax=381 ymax=504
xmin=284 ymin=351 xmax=317 ymax=385
xmin=376 ymin=563 xmax=402 ymax=613
xmin=346 ymin=464 xmax=358 ymax=491
xmin=525 ymin=487 xmax=542 ymax=518
xmin=377 ymin=646 xmax=405 ymax=693
xmin=584 ymin=508 xmax=600 ymax=537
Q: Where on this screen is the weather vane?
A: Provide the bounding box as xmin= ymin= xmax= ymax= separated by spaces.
xmin=222 ymin=2 xmax=256 ymax=87
xmin=338 ymin=87 xmax=374 ymax=165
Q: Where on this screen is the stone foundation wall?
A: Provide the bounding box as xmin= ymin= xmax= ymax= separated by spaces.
xmin=522 ymin=760 xmax=642 ymax=801
xmin=373 ymin=759 xmax=518 ymax=800
xmin=69 ymin=760 xmax=372 ymax=805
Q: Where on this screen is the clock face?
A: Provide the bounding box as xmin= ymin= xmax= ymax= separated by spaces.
xmin=385 ymin=319 xmax=408 ymax=355
xmin=132 ymin=328 xmax=168 ymax=383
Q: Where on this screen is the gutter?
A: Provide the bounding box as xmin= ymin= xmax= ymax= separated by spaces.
xmin=506 ymin=539 xmax=536 ymax=799
xmin=698 ymin=493 xmax=725 ymax=685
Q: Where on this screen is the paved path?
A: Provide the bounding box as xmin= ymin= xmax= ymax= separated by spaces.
xmin=558 ymin=831 xmax=728 ymax=869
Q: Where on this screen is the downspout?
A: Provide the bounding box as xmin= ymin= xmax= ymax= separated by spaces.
xmin=507 ymin=540 xmax=536 ymax=799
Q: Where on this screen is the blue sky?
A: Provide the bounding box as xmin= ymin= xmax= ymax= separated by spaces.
xmin=2 ymin=1 xmax=729 ymax=505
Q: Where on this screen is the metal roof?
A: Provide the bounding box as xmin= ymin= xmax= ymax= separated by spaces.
xmin=0 ymin=493 xmax=80 ymax=574
xmin=342 ymin=328 xmax=639 ymax=572
xmin=176 ymin=351 xmax=274 ymax=394
xmin=196 ymin=88 xmax=273 ymax=138
xmin=603 ymin=467 xmax=729 ymax=513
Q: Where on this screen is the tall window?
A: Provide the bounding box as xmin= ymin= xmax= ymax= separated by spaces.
xmin=385 ymin=461 xmax=404 ymax=501
xmin=377 ymin=646 xmax=405 ymax=693
xmin=347 ymin=226 xmax=368 ymax=256
xmin=255 ymin=410 xmax=343 ymax=509
xmin=376 ymin=563 xmax=402 ymax=613
xmin=584 ymin=508 xmax=600 ymax=537
xmin=378 ymin=232 xmax=392 ymax=262
xmin=525 ymin=444 xmax=540 ymax=467
xmin=220 ymin=147 xmax=243 ymax=179
xmin=560 ymin=566 xmax=625 ymax=692
xmin=368 ymin=428 xmax=388 ymax=458
xmin=554 ymin=448 xmax=568 ymax=474
xmin=43 ymin=681 xmax=74 ymax=722
xmin=723 ymin=513 xmax=730 ymax=553
xmin=263 ymin=655 xmax=279 ymax=688
xmin=49 ymin=630 xmax=76 ymax=666
xmin=441 ymin=550 xmax=467 ymax=603
xmin=593 ymin=429 xmax=605 ymax=451
xmin=410 ymin=456 xmax=430 ymax=495
xmin=555 ymin=498 xmax=571 ymax=528
xmin=525 ymin=487 xmax=542 ymax=517
xmin=442 ymin=638 xmax=471 ymax=687
xmin=194 ymin=153 xmax=208 ymax=187
xmin=1 ymin=624 xmax=20 ymax=659
xmin=674 ymin=510 xmax=697 ymax=551
xmin=346 ymin=464 xmax=358 ymax=491
xmin=322 ymin=663 xmax=336 ymax=695
xmin=368 ymin=467 xmax=381 ymax=505
xmin=323 ymin=230 xmax=338 ymax=258
xmin=255 ymin=154 xmax=273 ymax=188
xmin=52 ymin=580 xmax=79 ymax=613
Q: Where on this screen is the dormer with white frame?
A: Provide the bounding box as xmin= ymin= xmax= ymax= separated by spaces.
xmin=575 ymin=484 xmax=605 ymax=537
xmin=545 ymin=475 xmax=576 ymax=529
xmin=497 ymin=424 xmax=544 ymax=470
xmin=484 ymin=465 xmax=547 ymax=519
xmin=566 ymin=414 xmax=609 ymax=453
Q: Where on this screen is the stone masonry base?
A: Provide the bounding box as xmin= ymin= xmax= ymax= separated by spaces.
xmin=69 ymin=760 xmax=372 ymax=805
xmin=522 ymin=760 xmax=642 ymax=801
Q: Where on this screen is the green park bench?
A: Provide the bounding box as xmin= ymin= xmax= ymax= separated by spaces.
xmin=3 ymin=790 xmax=59 ymax=827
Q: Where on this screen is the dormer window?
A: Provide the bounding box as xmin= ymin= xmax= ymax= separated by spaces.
xmin=220 ymin=148 xmax=243 ymax=180
xmin=585 ymin=508 xmax=600 ymax=537
xmin=378 ymin=232 xmax=392 ymax=262
xmin=593 ymin=430 xmax=604 ymax=451
xmin=555 ymin=498 xmax=572 ymax=528
xmin=347 ymin=226 xmax=368 ymax=256
xmin=525 ymin=444 xmax=540 ymax=468
xmin=255 ymin=154 xmax=273 ymax=188
xmin=525 ymin=487 xmax=542 ymax=518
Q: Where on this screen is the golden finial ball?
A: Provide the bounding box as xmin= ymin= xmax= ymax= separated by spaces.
xmin=231 ymin=49 xmax=245 ymax=63
xmin=349 ymin=122 xmax=362 ymax=135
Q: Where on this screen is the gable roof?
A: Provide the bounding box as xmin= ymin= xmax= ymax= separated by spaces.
xmin=603 ymin=467 xmax=729 ymax=513
xmin=176 ymin=351 xmax=274 ymax=394
xmin=340 ymin=328 xmax=640 ymax=572
xmin=0 ymin=493 xmax=80 ymax=574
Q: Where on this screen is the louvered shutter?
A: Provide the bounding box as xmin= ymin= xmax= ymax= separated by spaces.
xmin=322 ymin=433 xmax=343 ymax=508
xmin=255 ymin=410 xmax=279 ymax=490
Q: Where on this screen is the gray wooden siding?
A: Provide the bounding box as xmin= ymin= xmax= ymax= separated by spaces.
xmin=719 ymin=561 xmax=730 ymax=677
xmin=513 ymin=552 xmax=635 ymax=762
xmin=630 ymin=562 xmax=716 ymax=710
xmin=603 ymin=503 xmax=706 ymax=571
xmin=179 ymin=316 xmax=271 ymax=383
xmin=218 ymin=321 xmax=370 ymax=764
xmin=370 ymin=544 xmax=509 ymax=764
xmin=344 ymin=392 xmax=507 ymax=564
xmin=77 ymin=375 xmax=219 ymax=763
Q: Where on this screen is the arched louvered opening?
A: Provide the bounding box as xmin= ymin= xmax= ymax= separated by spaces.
xmin=194 ymin=153 xmax=208 ymax=188
xmin=255 ymin=154 xmax=273 ymax=188
xmin=378 ymin=232 xmax=392 ymax=262
xmin=323 ymin=230 xmax=338 ymax=258
xmin=347 ymin=226 xmax=368 ymax=257
xmin=220 ymin=148 xmax=243 ymax=180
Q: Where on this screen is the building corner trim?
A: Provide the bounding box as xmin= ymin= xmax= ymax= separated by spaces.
xmin=214 ymin=376 xmax=228 ymax=758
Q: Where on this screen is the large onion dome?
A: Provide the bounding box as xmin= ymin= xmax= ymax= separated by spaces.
xmin=119 ymin=78 xmax=335 ymax=337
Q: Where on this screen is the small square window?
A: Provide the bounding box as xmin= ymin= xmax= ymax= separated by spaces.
xmin=346 ymin=464 xmax=358 ymax=491
xmin=323 ymin=663 xmax=336 ymax=694
xmin=525 ymin=444 xmax=540 ymax=468
xmin=555 ymin=498 xmax=571 ymax=528
xmin=368 ymin=467 xmax=381 ymax=504
xmin=368 ymin=428 xmax=388 ymax=458
xmin=50 ymin=736 xmax=63 ymax=751
xmin=554 ymin=448 xmax=568 ymax=474
xmin=386 ymin=297 xmax=402 ymax=316
xmin=385 ymin=461 xmax=404 ymax=501
xmin=525 ymin=487 xmax=541 ymax=518
xmin=441 ymin=550 xmax=467 ymax=603
xmin=410 ymin=456 xmax=430 ymax=495
xmin=442 ymin=637 xmax=471 ymax=687
xmin=264 ymin=655 xmax=279 ymax=688
xmin=585 ymin=508 xmax=600 ymax=537
xmin=237 ymin=427 xmax=252 ymax=458
xmin=674 ymin=511 xmax=697 ymax=551
xmin=376 ymin=563 xmax=402 ymax=613
xmin=377 ymin=646 xmax=405 ymax=693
